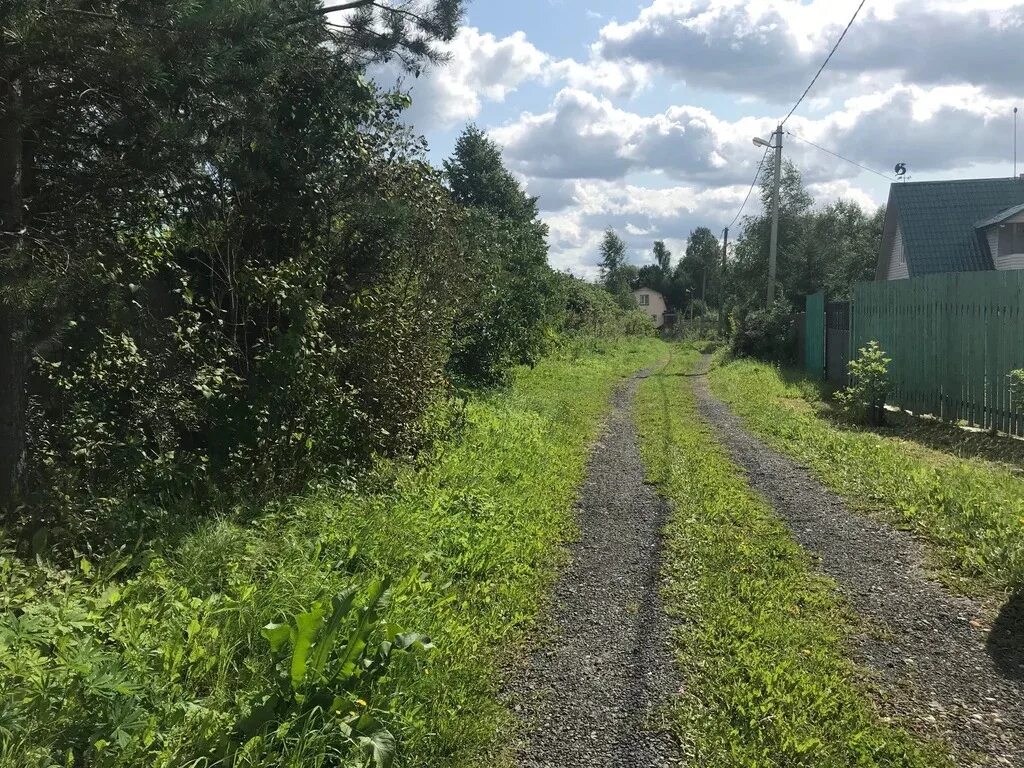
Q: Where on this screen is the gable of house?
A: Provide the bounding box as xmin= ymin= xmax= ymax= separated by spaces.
xmin=875 ymin=178 xmax=1024 ymax=280
xmin=976 ymin=203 xmax=1024 ymax=271
xmin=881 ymin=222 xmax=910 ymax=280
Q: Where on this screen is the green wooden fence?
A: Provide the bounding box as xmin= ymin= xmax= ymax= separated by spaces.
xmin=851 ymin=271 xmax=1024 ymax=436
xmin=804 ymin=292 xmax=825 ymax=379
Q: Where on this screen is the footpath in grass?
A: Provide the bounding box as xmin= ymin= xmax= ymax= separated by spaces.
xmin=708 ymin=357 xmax=1024 ymax=595
xmin=634 ymin=348 xmax=951 ymax=768
xmin=0 ymin=337 xmax=666 ymax=768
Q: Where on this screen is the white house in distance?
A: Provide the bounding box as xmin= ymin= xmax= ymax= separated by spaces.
xmin=876 ymin=177 xmax=1024 ymax=280
xmin=632 ymin=287 xmax=668 ymax=327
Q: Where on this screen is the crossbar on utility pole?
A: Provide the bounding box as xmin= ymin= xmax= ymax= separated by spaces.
xmin=767 ymin=124 xmax=783 ymax=306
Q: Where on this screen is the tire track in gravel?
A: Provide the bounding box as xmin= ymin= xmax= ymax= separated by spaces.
xmin=508 ymin=368 xmax=681 ymax=768
xmin=691 ymin=356 xmax=1024 ymax=767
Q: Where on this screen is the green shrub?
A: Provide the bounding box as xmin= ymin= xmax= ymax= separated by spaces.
xmin=729 ymin=300 xmax=794 ymax=362
xmin=835 ymin=341 xmax=891 ymax=425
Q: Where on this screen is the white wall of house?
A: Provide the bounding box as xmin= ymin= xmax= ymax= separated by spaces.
xmin=632 ymin=288 xmax=667 ymax=327
xmin=885 ymin=223 xmax=910 ymax=279
xmin=989 ymin=211 xmax=1024 ymax=270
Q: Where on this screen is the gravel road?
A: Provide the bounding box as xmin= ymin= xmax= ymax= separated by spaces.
xmin=509 ymin=371 xmax=680 ymax=767
xmin=692 ymin=359 xmax=1024 ymax=767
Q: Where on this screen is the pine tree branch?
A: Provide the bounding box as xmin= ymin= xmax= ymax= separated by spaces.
xmin=315 ymin=1 xmax=435 ymax=29
xmin=51 ymin=8 xmax=169 ymax=30
xmin=318 ymin=0 xmax=377 ymax=15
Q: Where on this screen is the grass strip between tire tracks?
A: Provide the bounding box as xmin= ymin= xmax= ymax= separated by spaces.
xmin=708 ymin=356 xmax=1024 ymax=595
xmin=635 ymin=347 xmax=951 ymax=768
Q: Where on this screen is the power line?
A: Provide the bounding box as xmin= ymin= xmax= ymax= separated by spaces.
xmin=781 ymin=0 xmax=868 ymax=126
xmin=727 ymin=145 xmax=770 ymax=230
xmin=785 ymin=130 xmax=889 ymax=180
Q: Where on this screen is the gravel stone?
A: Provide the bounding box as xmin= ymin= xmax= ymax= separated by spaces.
xmin=691 ymin=359 xmax=1024 ymax=767
xmin=508 ymin=372 xmax=680 ymax=767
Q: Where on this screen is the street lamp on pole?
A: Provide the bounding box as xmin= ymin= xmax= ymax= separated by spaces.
xmin=753 ymin=125 xmax=783 ymax=306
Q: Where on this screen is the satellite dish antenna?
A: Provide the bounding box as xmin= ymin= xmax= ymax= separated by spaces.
xmin=894 ymin=162 xmax=908 ymax=182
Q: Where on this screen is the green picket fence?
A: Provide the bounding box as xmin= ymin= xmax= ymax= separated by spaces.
xmin=851 ymin=271 xmax=1024 ymax=436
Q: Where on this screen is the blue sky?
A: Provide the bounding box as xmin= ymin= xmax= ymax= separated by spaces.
xmin=371 ymin=0 xmax=1024 ymax=276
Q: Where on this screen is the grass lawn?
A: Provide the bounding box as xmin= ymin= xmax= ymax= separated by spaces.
xmin=634 ymin=346 xmax=950 ymax=768
xmin=0 ymin=337 xmax=666 ymax=768
xmin=708 ymin=356 xmax=1024 ymax=595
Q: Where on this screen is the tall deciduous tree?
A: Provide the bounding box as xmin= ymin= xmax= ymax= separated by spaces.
xmin=726 ymin=161 xmax=883 ymax=310
xmin=599 ymin=228 xmax=634 ymax=308
xmin=653 ymin=240 xmax=672 ymax=276
xmin=678 ymin=227 xmax=720 ymax=303
xmin=636 ymin=240 xmax=672 ymax=294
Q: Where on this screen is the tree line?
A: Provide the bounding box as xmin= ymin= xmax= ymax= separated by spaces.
xmin=597 ymin=160 xmax=885 ymax=319
xmin=0 ymin=0 xmax=642 ymax=548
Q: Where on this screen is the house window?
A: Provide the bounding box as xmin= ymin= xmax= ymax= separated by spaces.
xmin=638 ymin=294 xmax=650 ymax=307
xmin=999 ymin=223 xmax=1024 ymax=256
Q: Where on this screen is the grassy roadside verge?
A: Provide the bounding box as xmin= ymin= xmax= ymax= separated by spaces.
xmin=0 ymin=337 xmax=666 ymax=768
xmin=634 ymin=347 xmax=950 ymax=767
xmin=708 ymin=357 xmax=1024 ymax=594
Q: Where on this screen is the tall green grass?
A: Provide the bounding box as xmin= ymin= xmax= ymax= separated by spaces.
xmin=634 ymin=348 xmax=949 ymax=768
xmin=709 ymin=357 xmax=1024 ymax=593
xmin=0 ymin=337 xmax=667 ymax=768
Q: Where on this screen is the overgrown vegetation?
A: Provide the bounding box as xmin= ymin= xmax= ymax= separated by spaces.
xmin=0 ymin=2 xmax=655 ymax=554
xmin=836 ymin=341 xmax=892 ymax=426
xmin=727 ymin=299 xmax=795 ymax=362
xmin=0 ymin=339 xmax=666 ymax=768
xmin=634 ymin=348 xmax=948 ymax=767
xmin=709 ymin=357 xmax=1024 ymax=593
xmin=1 ymin=5 xmax=661 ymax=765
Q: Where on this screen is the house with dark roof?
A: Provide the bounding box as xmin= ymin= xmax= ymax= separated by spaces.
xmin=875 ymin=177 xmax=1024 ymax=280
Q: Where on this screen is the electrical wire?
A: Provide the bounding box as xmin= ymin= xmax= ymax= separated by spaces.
xmin=781 ymin=0 xmax=868 ymax=126
xmin=727 ymin=0 xmax=868 ymax=231
xmin=727 ymin=144 xmax=770 ymax=230
xmin=785 ymin=130 xmax=890 ymax=180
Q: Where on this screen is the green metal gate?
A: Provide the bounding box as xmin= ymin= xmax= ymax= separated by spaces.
xmin=804 ymin=292 xmax=825 ymax=380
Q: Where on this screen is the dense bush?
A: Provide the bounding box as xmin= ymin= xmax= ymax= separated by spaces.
xmin=729 ymin=300 xmax=795 ymax=362
xmin=557 ymin=273 xmax=654 ymax=338
xmin=2 ymin=5 xmax=620 ymax=551
xmin=16 ymin=67 xmax=469 ymax=547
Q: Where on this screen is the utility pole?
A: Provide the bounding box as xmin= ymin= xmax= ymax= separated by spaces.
xmin=719 ymin=227 xmax=728 ymax=333
xmin=767 ymin=124 xmax=783 ymax=306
